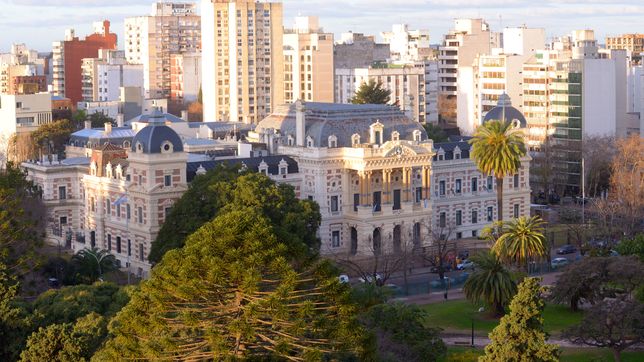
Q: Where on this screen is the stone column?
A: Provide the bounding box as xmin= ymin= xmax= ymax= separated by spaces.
xmin=358 ymin=171 xmax=365 ymax=206
xmin=365 ymin=171 xmax=372 ymax=207
xmin=341 ymin=169 xmax=351 ymax=212
xmin=383 ymin=169 xmax=391 ymax=205
xmin=422 ymin=166 xmax=429 ymax=200
xmin=402 ymin=167 xmax=409 ymax=202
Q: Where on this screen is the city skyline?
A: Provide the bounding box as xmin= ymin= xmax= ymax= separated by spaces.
xmin=2 ymin=0 xmax=644 ymax=51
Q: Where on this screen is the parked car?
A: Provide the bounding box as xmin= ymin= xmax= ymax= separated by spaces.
xmin=358 ymin=273 xmax=382 ymax=283
xmin=551 ymin=257 xmax=569 ymax=269
xmin=457 ymin=260 xmax=475 ymax=270
xmin=385 ymin=283 xmax=402 ymax=295
xmin=557 ymin=245 xmax=577 ymax=255
xmin=338 ymin=274 xmax=349 ymax=284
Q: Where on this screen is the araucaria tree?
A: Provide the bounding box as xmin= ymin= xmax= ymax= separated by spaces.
xmin=351 ymin=79 xmax=391 ymax=105
xmin=493 ymin=216 xmax=548 ymax=269
xmin=481 ymin=277 xmax=560 ymax=362
xmin=96 ymin=208 xmax=367 ymax=360
xmin=469 ymin=119 xmax=526 ymax=221
xmin=463 ymin=252 xmax=517 ymax=316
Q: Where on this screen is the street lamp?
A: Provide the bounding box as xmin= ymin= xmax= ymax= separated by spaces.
xmin=471 ymin=307 xmax=485 ymax=347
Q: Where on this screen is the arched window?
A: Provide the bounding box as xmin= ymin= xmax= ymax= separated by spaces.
xmin=350 ymin=227 xmax=358 ymax=255
xmin=391 ymin=131 xmax=400 ymax=142
xmin=328 ymin=135 xmax=338 ymax=148
xmin=413 ymin=130 xmax=422 ymax=142
xmin=393 ymin=225 xmax=402 ymax=254
xmin=373 ymin=228 xmax=382 ymax=255
xmin=306 ymin=136 xmax=314 ymax=148
xmin=351 ymin=133 xmax=361 ymax=147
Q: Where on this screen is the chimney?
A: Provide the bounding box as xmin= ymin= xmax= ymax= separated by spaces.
xmin=104 ymin=122 xmax=112 ymax=134
xmin=295 ymin=100 xmax=305 ymax=147
xmin=116 ymin=114 xmax=124 ymax=127
xmin=181 ymin=110 xmax=188 ymax=121
xmin=84 ymin=120 xmax=92 ymax=130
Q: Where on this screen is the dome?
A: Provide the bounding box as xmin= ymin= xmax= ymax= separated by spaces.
xmin=131 ymin=119 xmax=184 ymax=154
xmin=483 ymin=94 xmax=527 ymax=128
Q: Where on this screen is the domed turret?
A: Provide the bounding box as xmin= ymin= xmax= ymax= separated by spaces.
xmin=131 ymin=113 xmax=184 ymax=154
xmin=483 ymin=94 xmax=527 ymax=128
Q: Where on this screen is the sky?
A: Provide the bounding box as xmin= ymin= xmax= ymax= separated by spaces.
xmin=1 ymin=0 xmax=644 ymax=52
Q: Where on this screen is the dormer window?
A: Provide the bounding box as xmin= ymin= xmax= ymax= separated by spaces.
xmin=278 ymin=159 xmax=289 ymax=176
xmin=328 ymin=135 xmax=338 ymax=148
xmin=437 ymin=148 xmax=445 ymax=161
xmin=351 ymin=133 xmax=360 ymax=147
xmin=413 ymin=130 xmax=422 ymax=142
xmin=306 ymin=136 xmax=314 ymax=148
xmin=369 ymin=121 xmax=384 ymax=145
xmin=136 ymin=142 xmax=143 ymax=153
xmin=391 ymin=131 xmax=400 ymax=142
xmin=454 ymin=146 xmax=462 ymax=160
xmin=287 ymin=135 xmax=294 ymax=146
xmin=258 ymin=161 xmax=269 ymax=175
xmin=161 ymin=141 xmax=173 ymax=153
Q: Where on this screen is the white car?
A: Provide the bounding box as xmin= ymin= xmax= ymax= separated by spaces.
xmin=551 ymin=257 xmax=569 ymax=269
xmin=338 ymin=274 xmax=350 ymax=284
xmin=457 ymin=260 xmax=475 ymax=270
xmin=358 ymin=273 xmax=382 ymax=283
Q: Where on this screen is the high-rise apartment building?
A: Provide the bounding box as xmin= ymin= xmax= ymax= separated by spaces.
xmin=1 ymin=44 xmax=48 ymax=95
xmin=335 ymin=64 xmax=428 ymax=123
xmin=458 ymin=26 xmax=545 ymax=134
xmin=438 ymin=19 xmax=495 ymax=122
xmin=606 ymin=33 xmax=644 ymax=63
xmin=52 ymin=21 xmax=118 ymax=105
xmin=381 ymin=24 xmax=432 ymax=62
xmin=170 ymin=52 xmax=202 ymax=104
xmin=202 ymin=0 xmax=284 ymax=124
xmin=125 ymin=2 xmax=201 ymax=99
xmin=81 ymin=49 xmax=144 ymax=102
xmin=334 ymin=32 xmax=390 ymax=69
xmin=283 ymin=16 xmax=334 ymax=103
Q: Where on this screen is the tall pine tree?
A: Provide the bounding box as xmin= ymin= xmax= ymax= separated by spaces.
xmin=481 ymin=277 xmax=560 ymax=362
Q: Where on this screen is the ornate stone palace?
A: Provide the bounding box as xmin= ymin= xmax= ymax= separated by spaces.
xmin=22 ymin=101 xmax=531 ymax=277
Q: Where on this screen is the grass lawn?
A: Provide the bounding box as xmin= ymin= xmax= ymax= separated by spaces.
xmin=441 ymin=346 xmax=644 ymax=362
xmin=423 ymin=300 xmax=583 ymax=335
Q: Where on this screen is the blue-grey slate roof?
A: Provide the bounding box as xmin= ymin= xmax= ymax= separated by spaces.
xmin=482 ymin=94 xmax=527 ymax=127
xmin=186 ymin=156 xmax=299 ymax=182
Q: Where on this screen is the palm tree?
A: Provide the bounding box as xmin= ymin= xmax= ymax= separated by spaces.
xmin=493 ymin=216 xmax=548 ymax=269
xmin=469 ymin=120 xmax=526 ymax=221
xmin=72 ymin=247 xmax=117 ymax=284
xmin=463 ymin=252 xmax=518 ymax=316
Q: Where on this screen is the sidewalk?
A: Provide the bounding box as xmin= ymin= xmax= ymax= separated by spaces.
xmin=441 ymin=333 xmax=644 ymax=350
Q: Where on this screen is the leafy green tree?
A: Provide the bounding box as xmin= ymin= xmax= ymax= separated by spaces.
xmin=363 ymin=303 xmax=446 ymax=362
xmin=88 ymin=112 xmax=115 ymax=128
xmin=70 ymin=248 xmax=117 ymax=285
xmin=469 ymin=120 xmax=527 ymax=221
xmin=564 ymin=298 xmax=644 ymax=362
xmin=463 ymin=252 xmax=517 ymax=316
xmin=493 ymin=216 xmax=548 ymax=269
xmin=72 ymin=109 xmax=87 ymax=127
xmin=0 ymin=163 xmax=44 ymax=278
xmin=0 ymin=263 xmax=31 ymax=361
xmin=351 ymin=79 xmax=391 ymax=105
xmin=31 ymin=119 xmax=76 ymax=155
xmin=616 ymin=234 xmax=644 ymax=261
xmin=97 ymin=208 xmax=366 ymax=361
xmin=29 ymin=282 xmax=129 ymax=330
xmin=423 ymin=123 xmax=449 ymax=143
xmin=19 ymin=313 xmax=107 ymax=362
xmin=549 ymin=257 xmax=610 ymax=311
xmin=481 ymin=277 xmax=560 ymax=362
xmin=150 ymin=167 xmax=321 ymax=264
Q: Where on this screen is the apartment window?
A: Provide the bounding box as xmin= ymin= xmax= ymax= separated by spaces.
xmin=415 ymin=187 xmax=422 ymax=203
xmin=107 ymin=234 xmax=112 ymax=251
xmin=514 ymin=174 xmax=519 ymax=188
xmin=138 ymin=206 xmax=143 ymax=224
xmin=127 ymin=239 xmax=132 ymax=257
xmin=164 ymin=175 xmax=172 ymax=187
xmin=456 ymin=232 xmax=462 ymax=240
xmin=514 ymin=204 xmax=520 ymax=218
xmin=472 ymin=230 xmax=478 ymax=238
xmin=439 ymin=212 xmax=446 ymax=228
xmin=471 ymin=177 xmax=478 ymax=193
xmin=126 ymin=204 xmax=131 ymax=219
xmin=139 ymin=244 xmax=144 ymax=262
xmin=456 ymin=210 xmax=462 ymax=226
xmin=116 ymin=236 xmax=122 ymax=254
xmin=58 ymin=186 xmax=66 ymax=200
xmin=16 ymin=102 xmax=22 ymax=108
xmin=106 ymin=199 xmax=111 ymax=215
xmin=330 ymin=196 xmax=339 ymax=212
xmin=455 ymin=179 xmax=462 ymax=194
xmin=487 ymin=176 xmax=494 ymax=191
xmin=472 ymin=210 xmax=478 ymax=224
xmin=439 ymin=180 xmax=446 ymax=196
xmin=116 ymin=204 xmax=121 ymax=218
xmin=60 ymin=216 xmax=67 ymax=225
xmin=90 ymin=231 xmax=96 ymax=248
xmin=332 ymin=231 xmax=340 ymax=248
xmin=487 ymin=206 xmax=494 ymax=222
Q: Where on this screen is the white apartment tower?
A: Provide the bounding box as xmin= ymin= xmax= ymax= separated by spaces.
xmin=202 ymin=0 xmax=285 ymax=124
xmin=81 ymin=49 xmax=144 ymax=102
xmin=282 ymin=16 xmax=334 ymax=103
xmin=381 ymin=24 xmax=432 ymax=62
xmin=124 ymin=2 xmax=201 ymax=99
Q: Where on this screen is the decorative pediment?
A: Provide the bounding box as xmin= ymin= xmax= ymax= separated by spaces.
xmin=384 ymin=144 xmax=418 ymax=158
